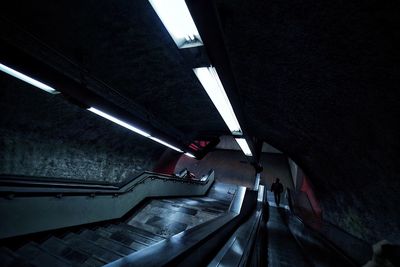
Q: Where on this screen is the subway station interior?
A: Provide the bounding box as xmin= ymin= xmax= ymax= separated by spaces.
xmin=0 ymin=0 xmax=399 ymax=266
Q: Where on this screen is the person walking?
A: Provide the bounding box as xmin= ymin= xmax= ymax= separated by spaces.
xmin=271 ymin=178 xmax=284 ymax=206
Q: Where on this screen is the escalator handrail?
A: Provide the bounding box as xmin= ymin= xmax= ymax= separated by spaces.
xmin=0 ymin=170 xmax=213 ymax=196
xmin=286 ymin=188 xmax=371 ymax=265
xmin=287 ymin=188 xmax=369 ymax=245
xmin=105 ymin=187 xmax=250 ymax=267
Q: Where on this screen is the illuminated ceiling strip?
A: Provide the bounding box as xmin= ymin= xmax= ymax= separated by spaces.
xmin=0 ymin=63 xmax=59 ymax=94
xmin=88 ymin=107 xmax=151 ymax=137
xmin=193 ymin=66 xmax=242 ymax=135
xmin=149 ymin=136 xmax=183 ymax=153
xmin=149 ymin=0 xmax=203 ymax=49
xmin=235 ymin=138 xmax=253 ymax=156
xmin=184 ymin=152 xmax=196 ymax=158
xmin=88 ymin=107 xmax=186 ymax=153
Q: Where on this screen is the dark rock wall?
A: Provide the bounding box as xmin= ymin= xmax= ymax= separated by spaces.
xmin=218 ymin=0 xmax=400 ymax=244
xmin=0 ymin=76 xmax=164 ymax=183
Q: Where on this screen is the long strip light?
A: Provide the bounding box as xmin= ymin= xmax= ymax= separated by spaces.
xmin=184 ymin=152 xmax=196 ymax=158
xmin=88 ymin=107 xmax=151 ymax=137
xmin=88 ymin=107 xmax=185 ymax=153
xmin=235 ymin=138 xmax=253 ymax=156
xmin=149 ymin=136 xmax=183 ymax=153
xmin=0 ymin=63 xmax=59 ymax=94
xmin=193 ymin=66 xmax=242 ymax=135
xmin=149 ymin=0 xmax=203 ymax=49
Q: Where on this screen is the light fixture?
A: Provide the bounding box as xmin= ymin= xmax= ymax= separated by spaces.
xmin=0 ymin=63 xmax=59 ymax=94
xmin=193 ymin=66 xmax=242 ymax=135
xmin=184 ymin=152 xmax=196 ymax=158
xmin=87 ymin=107 xmax=151 ymax=137
xmin=149 ymin=0 xmax=203 ymax=49
xmin=149 ymin=136 xmax=183 ymax=153
xmin=235 ymin=138 xmax=253 ymax=156
xmin=88 ymin=107 xmax=185 ymax=153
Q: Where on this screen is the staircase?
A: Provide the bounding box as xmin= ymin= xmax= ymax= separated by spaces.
xmin=0 ymin=182 xmax=237 ymax=266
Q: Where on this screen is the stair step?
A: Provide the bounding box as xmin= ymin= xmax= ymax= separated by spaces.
xmin=115 ymin=223 xmax=164 ymax=242
xmin=16 ymin=242 xmax=72 ymax=267
xmin=42 ymin=236 xmax=104 ymax=267
xmin=105 ymin=226 xmax=158 ymax=246
xmin=0 ymin=247 xmax=32 ymax=267
xmin=80 ymin=229 xmax=136 ymax=255
xmin=95 ymin=228 xmax=147 ymax=251
xmin=63 ymin=233 xmax=122 ymax=263
xmin=126 ymin=220 xmax=167 ymax=237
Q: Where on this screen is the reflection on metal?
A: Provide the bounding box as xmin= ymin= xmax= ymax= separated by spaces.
xmin=229 ymin=186 xmax=246 ymax=214
xmin=257 ymin=185 xmax=264 ymax=202
xmin=254 ymin=173 xmax=261 ymax=191
xmin=208 ymin=198 xmax=263 ymax=266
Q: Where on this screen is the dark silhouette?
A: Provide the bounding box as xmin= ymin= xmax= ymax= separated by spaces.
xmin=271 ymin=178 xmax=284 ymax=206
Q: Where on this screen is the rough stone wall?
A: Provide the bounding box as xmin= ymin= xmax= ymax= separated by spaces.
xmin=0 ymin=77 xmax=164 ymax=183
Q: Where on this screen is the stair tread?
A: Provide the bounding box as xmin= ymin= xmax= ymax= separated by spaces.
xmin=80 ymin=229 xmax=137 ymax=255
xmin=16 ymin=242 xmax=72 ymax=267
xmin=63 ymin=233 xmax=123 ymax=263
xmin=42 ymin=236 xmax=105 ymax=266
xmin=95 ymin=228 xmax=147 ymax=251
xmin=114 ymin=223 xmax=165 ymax=241
xmin=0 ymin=247 xmax=33 ymax=267
xmin=104 ymin=226 xmax=158 ymax=246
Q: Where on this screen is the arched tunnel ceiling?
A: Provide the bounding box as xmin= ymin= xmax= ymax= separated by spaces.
xmin=1 ymin=0 xmax=400 ymax=242
xmin=0 ymin=0 xmax=229 ymax=140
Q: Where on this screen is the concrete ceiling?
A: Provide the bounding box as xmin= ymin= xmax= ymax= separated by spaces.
xmin=1 ymin=0 xmax=399 ymax=242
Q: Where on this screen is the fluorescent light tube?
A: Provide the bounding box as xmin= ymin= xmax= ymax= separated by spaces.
xmin=149 ymin=0 xmax=203 ymax=49
xmin=87 ymin=107 xmax=151 ymax=137
xmin=0 ymin=63 xmax=59 ymax=94
xmin=235 ymin=138 xmax=252 ymax=156
xmin=88 ymin=107 xmax=184 ymax=153
xmin=184 ymin=152 xmax=196 ymax=158
xmin=149 ymin=136 xmax=183 ymax=153
xmin=193 ymin=66 xmax=242 ymax=135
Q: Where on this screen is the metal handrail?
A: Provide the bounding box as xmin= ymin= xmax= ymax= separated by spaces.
xmin=0 ymin=170 xmax=212 ymax=197
xmin=286 ymin=188 xmax=371 ymax=265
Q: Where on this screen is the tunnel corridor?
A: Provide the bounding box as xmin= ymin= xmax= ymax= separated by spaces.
xmin=1 ymin=0 xmax=400 ymax=266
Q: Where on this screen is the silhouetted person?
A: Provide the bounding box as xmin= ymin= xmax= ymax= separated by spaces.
xmin=271 ymin=178 xmax=284 ymax=206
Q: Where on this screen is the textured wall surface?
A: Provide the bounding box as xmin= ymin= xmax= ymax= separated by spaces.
xmin=218 ymin=0 xmax=400 ymax=244
xmin=0 ymin=0 xmax=399 ymax=244
xmin=0 ymin=77 xmax=164 ymax=183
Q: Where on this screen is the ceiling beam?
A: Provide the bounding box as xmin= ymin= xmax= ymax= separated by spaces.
xmin=186 ymin=0 xmax=257 ymax=161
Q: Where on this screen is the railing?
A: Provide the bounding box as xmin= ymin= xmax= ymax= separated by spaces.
xmin=0 ymin=170 xmax=215 ymax=239
xmin=105 ymin=185 xmax=251 ymax=267
xmin=286 ymin=188 xmax=372 ymax=266
xmin=0 ymin=170 xmax=212 ymax=196
xmin=207 ymin=186 xmax=265 ymax=267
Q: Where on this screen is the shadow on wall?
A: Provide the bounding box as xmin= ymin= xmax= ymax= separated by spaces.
xmin=175 ymin=150 xmax=255 ymax=188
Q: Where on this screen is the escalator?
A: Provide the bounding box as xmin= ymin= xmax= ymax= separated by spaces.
xmin=207 ymin=187 xmax=372 ymax=267
xmin=0 ymin=169 xmax=251 ymax=267
xmin=0 ymin=172 xmax=374 ymax=267
xmin=0 ymin=182 xmax=237 ymax=266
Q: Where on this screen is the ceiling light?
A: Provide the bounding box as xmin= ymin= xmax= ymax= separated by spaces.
xmin=149 ymin=0 xmax=203 ymax=49
xmin=0 ymin=63 xmax=58 ymax=94
xmin=184 ymin=152 xmax=196 ymax=158
xmin=87 ymin=107 xmax=151 ymax=137
xmin=149 ymin=136 xmax=183 ymax=153
xmin=193 ymin=66 xmax=242 ymax=135
xmin=235 ymin=138 xmax=253 ymax=156
xmin=88 ymin=107 xmax=185 ymax=153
